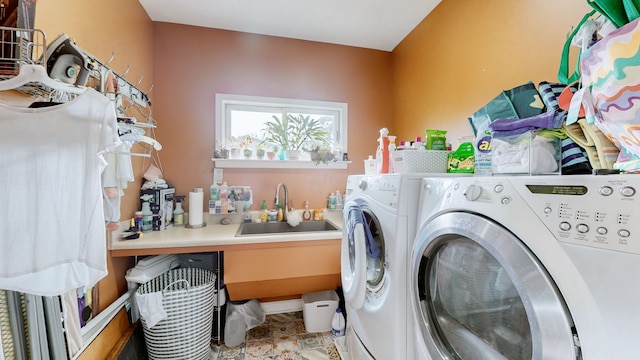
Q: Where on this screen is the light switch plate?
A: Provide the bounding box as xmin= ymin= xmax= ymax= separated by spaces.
xmin=213 ymin=168 xmax=223 ymax=184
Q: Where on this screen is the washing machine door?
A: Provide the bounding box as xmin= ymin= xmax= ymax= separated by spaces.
xmin=342 ymin=199 xmax=385 ymax=310
xmin=411 ymin=212 xmax=579 ymax=360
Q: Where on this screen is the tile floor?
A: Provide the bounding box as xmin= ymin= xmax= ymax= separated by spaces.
xmin=210 ymin=311 xmax=341 ymax=360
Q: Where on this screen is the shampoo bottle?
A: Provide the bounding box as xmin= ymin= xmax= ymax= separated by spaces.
xmin=388 ymin=135 xmax=397 ymax=173
xmin=328 ymin=192 xmax=336 ymax=210
xmin=335 ymin=190 xmax=343 ymax=210
xmin=210 ymin=182 xmax=221 ymax=214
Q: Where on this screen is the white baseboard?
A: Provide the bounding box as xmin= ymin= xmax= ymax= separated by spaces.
xmin=260 ymin=298 xmax=303 ymax=315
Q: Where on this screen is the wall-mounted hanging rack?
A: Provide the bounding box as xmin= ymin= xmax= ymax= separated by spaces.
xmin=45 ymin=33 xmax=152 ymax=108
xmin=0 ymin=26 xmax=161 ymax=159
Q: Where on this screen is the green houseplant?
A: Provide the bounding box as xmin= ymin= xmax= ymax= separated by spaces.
xmin=261 ymin=114 xmax=329 ymax=159
xmin=306 ymin=144 xmax=336 ymax=165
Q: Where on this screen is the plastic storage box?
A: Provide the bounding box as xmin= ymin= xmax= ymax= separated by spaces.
xmin=491 ymin=130 xmax=562 ymax=175
xmin=302 ymin=290 xmax=339 ymax=333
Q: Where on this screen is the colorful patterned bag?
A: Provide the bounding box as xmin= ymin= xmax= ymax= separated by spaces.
xmin=573 ymin=17 xmax=640 ymax=170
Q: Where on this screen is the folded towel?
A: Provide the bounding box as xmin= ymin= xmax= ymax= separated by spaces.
xmin=580 ymin=120 xmax=619 ymax=169
xmin=490 ymin=110 xmax=566 ymax=132
xmin=563 ymin=119 xmax=619 ymax=169
xmin=135 ymin=292 xmax=167 ymax=328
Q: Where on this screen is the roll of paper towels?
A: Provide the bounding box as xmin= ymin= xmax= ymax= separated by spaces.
xmin=188 ymin=188 xmax=204 ymax=226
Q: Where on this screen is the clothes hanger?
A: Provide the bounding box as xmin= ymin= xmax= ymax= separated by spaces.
xmin=0 ymin=64 xmax=86 ymax=94
xmin=139 ymin=135 xmax=162 ymax=150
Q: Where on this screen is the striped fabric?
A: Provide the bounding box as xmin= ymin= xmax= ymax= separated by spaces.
xmin=539 ymin=81 xmax=592 ymax=173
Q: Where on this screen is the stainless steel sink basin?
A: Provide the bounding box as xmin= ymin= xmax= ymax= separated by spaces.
xmin=235 ymin=220 xmax=340 ymax=236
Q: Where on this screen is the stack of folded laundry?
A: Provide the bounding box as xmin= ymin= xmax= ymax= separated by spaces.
xmin=489 ymin=110 xmax=566 ymax=174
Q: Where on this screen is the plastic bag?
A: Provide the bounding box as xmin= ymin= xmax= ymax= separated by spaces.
xmin=224 ymin=299 xmax=266 ymax=347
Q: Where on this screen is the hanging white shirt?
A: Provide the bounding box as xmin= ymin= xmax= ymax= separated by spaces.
xmin=0 ymin=88 xmax=120 ymax=296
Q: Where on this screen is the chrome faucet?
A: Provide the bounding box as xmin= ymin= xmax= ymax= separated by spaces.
xmin=274 ymin=182 xmax=289 ymax=221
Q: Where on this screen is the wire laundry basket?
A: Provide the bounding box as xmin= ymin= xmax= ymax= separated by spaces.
xmin=137 ymin=267 xmax=216 ymax=360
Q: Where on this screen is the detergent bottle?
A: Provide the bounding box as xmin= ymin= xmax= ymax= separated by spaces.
xmin=173 ymin=195 xmax=185 ymax=226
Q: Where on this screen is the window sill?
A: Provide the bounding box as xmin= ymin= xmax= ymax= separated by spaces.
xmin=212 ymin=158 xmax=350 ymax=169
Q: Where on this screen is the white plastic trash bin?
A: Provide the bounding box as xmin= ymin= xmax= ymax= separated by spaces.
xmin=302 ymin=290 xmax=339 ymax=333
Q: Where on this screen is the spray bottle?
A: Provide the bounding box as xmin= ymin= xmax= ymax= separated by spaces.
xmin=140 ymin=194 xmax=154 ymax=232
xmin=376 ymin=128 xmax=390 ymax=174
xmin=173 ymin=195 xmax=185 ymax=226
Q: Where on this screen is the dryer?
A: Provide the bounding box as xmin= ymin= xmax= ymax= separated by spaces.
xmin=410 ymin=175 xmax=640 ymax=359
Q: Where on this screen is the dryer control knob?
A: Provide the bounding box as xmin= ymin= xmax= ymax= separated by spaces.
xmin=620 ymin=186 xmax=636 ymax=197
xmin=577 ymin=224 xmax=590 ymax=233
xmin=358 ymin=179 xmax=368 ymax=190
xmin=463 ymin=184 xmax=483 ymax=201
xmin=599 ymin=186 xmax=613 ymax=196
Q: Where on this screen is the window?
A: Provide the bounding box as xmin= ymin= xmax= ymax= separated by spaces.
xmin=215 ymin=94 xmax=348 ymax=165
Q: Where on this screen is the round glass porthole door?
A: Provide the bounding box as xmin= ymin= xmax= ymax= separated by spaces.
xmin=342 ymin=199 xmax=385 ymax=310
xmin=411 ymin=212 xmax=579 ymax=360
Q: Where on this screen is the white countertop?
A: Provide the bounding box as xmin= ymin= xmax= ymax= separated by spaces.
xmin=109 ymin=210 xmax=343 ymax=256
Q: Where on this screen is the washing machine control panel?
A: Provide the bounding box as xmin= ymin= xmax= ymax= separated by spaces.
xmin=441 ymin=176 xmax=640 ymax=255
xmin=345 ymin=175 xmax=402 ymax=209
xmin=508 ymin=176 xmax=640 ymax=255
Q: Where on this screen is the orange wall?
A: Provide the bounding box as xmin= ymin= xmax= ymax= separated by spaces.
xmin=392 ymin=0 xmax=592 ymax=146
xmin=35 ymin=0 xmax=154 ymax=309
xmin=151 ymin=23 xmax=392 ymax=210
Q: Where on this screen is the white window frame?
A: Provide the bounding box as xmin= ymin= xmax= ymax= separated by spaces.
xmin=214 ymin=93 xmax=349 ymax=169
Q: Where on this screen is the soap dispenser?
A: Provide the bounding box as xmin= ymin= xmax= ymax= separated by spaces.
xmin=277 ymin=202 xmax=284 ymax=222
xmin=302 ymin=201 xmax=312 ymax=221
xmin=260 ymin=200 xmax=268 ymax=223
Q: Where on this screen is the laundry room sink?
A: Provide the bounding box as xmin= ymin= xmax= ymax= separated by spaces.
xmin=235 ymin=220 xmax=340 ymax=237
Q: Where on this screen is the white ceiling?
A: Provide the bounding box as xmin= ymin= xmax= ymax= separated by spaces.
xmin=138 ymin=0 xmax=441 ymax=52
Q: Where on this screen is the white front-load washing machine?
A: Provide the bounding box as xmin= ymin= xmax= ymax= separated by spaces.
xmin=410 ymin=175 xmax=640 ymax=360
xmin=337 ymin=173 xmax=432 ymax=360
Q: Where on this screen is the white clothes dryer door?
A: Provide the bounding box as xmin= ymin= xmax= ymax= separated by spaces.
xmin=411 ymin=212 xmax=580 ymax=360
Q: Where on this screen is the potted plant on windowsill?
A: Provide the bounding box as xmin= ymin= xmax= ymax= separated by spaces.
xmin=261 ymin=114 xmax=329 ymax=160
xmin=213 ymin=142 xmax=229 ymax=159
xmin=306 ymin=144 xmax=336 ymax=165
xmin=255 ymin=142 xmax=266 ymax=159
